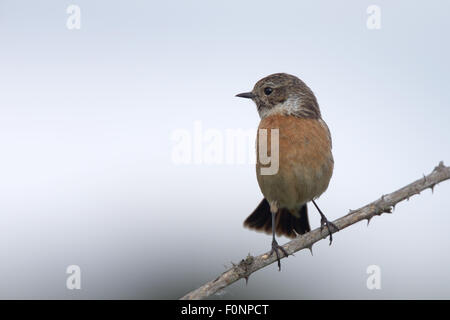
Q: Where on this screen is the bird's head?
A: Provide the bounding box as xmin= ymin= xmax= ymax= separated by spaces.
xmin=236 ymin=73 xmax=321 ymax=119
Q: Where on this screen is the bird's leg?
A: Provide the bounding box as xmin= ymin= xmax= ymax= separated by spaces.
xmin=312 ymin=199 xmax=339 ymax=245
xmin=268 ymin=201 xmax=289 ymax=271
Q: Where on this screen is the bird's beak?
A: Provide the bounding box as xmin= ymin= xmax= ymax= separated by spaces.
xmin=235 ymin=92 xmax=254 ymax=99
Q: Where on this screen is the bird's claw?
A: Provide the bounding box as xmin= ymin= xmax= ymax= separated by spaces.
xmin=320 ymin=216 xmax=339 ymax=245
xmin=269 ymin=239 xmax=289 ymax=271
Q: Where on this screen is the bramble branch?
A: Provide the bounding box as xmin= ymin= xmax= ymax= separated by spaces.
xmin=180 ymin=161 xmax=450 ymax=300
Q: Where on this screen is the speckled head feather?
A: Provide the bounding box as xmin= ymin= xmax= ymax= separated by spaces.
xmin=237 ymin=73 xmax=321 ymax=119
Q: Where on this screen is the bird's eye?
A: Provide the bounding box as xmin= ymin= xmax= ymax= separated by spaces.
xmin=264 ymin=87 xmax=273 ymax=95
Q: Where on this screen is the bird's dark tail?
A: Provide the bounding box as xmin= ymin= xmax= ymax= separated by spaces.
xmin=243 ymin=199 xmax=310 ymax=238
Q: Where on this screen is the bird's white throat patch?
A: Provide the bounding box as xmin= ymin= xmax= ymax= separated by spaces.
xmin=258 ymin=96 xmax=302 ymax=119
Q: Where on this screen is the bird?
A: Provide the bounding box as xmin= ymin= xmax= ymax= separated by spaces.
xmin=236 ymin=73 xmax=337 ymax=270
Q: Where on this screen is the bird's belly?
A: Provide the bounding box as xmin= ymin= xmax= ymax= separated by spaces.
xmin=257 ymin=159 xmax=332 ymax=209
xmin=256 ymin=115 xmax=334 ymax=210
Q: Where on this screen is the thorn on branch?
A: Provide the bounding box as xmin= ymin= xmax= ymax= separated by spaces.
xmin=434 ymin=161 xmax=445 ymax=173
xmin=238 ymin=254 xmax=254 ymax=285
xmin=307 ymin=244 xmax=313 ymax=256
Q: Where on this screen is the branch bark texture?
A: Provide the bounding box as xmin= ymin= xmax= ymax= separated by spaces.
xmin=180 ymin=161 xmax=450 ymax=300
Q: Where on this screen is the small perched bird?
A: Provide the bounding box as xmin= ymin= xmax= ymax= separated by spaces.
xmin=236 ymin=73 xmax=337 ymax=270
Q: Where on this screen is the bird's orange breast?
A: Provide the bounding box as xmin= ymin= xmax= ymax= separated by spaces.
xmin=256 ymin=114 xmax=334 ymax=210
